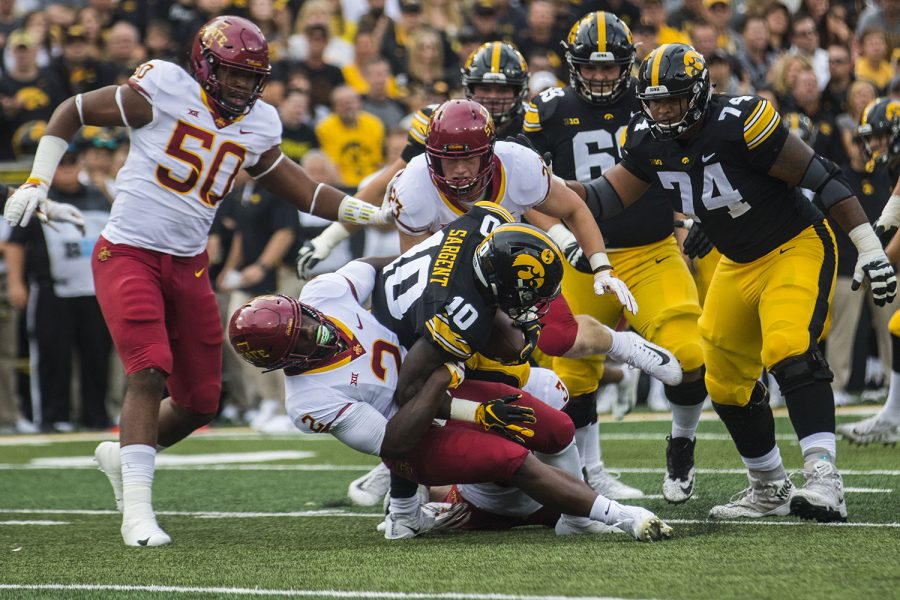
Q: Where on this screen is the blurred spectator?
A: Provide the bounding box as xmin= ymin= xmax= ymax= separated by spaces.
xmin=836 ymin=79 xmax=878 ymax=165
xmin=75 ymin=6 xmax=109 ymax=56
xmin=633 ymin=20 xmax=660 ymax=64
xmin=690 ymin=21 xmax=719 ymax=60
xmin=768 ymin=52 xmax=813 ymax=104
xmin=466 ymin=0 xmax=507 ymax=45
xmin=855 ymin=28 xmax=894 ymax=92
xmin=453 ymin=25 xmax=482 ymax=68
xmin=637 ymin=0 xmax=691 ymax=48
xmin=76 ymin=126 xmax=122 ymax=203
xmin=156 ymin=0 xmax=204 ymax=55
xmin=0 ymin=30 xmax=66 ymax=161
xmin=472 ymin=0 xmax=526 ymax=43
xmin=248 ymin=0 xmax=290 ymax=60
xmin=581 ymin=0 xmax=641 ymax=31
xmin=789 ymin=15 xmax=829 ymax=89
xmin=316 ymin=85 xmax=385 ymax=187
xmin=708 ymin=50 xmax=749 ymax=95
xmin=667 ymin=0 xmax=706 ymax=31
xmin=289 ymin=0 xmax=354 ymax=67
xmin=891 ymin=74 xmax=900 ymax=98
xmin=298 ymin=23 xmax=346 ymax=114
xmin=404 ymin=27 xmax=450 ymax=90
xmin=800 ymin=0 xmax=830 ymax=34
xmin=381 ymin=0 xmax=425 ymax=76
xmin=822 ymin=2 xmax=853 ymax=48
xmin=514 ymin=0 xmax=566 ymax=78
xmin=0 ymin=0 xmax=22 ymax=47
xmin=357 ymin=0 xmax=393 ymax=52
xmin=104 ymin=21 xmax=146 ymax=72
xmin=6 ymin=146 xmax=113 ymax=432
xmin=704 ymin=0 xmax=740 ymax=55
xmin=787 ymin=67 xmax=845 ymax=162
xmin=279 ymin=88 xmax=320 ymax=164
xmin=529 ymin=70 xmax=560 ymax=99
xmin=362 ymin=58 xmax=407 ymax=131
xmin=765 ymin=0 xmax=793 ymax=52
xmin=737 ymin=15 xmax=778 ymax=91
xmin=755 ymin=84 xmax=780 ymax=109
xmin=143 ymin=20 xmax=179 ymax=62
xmin=343 ymin=28 xmax=401 ymax=98
xmin=17 ymin=10 xmax=52 ymax=69
xmin=423 ymin=0 xmax=463 ymax=39
xmin=856 ymin=0 xmax=900 ymax=57
xmin=821 ymin=43 xmax=855 ymax=115
xmin=48 ymin=25 xmax=118 ymax=97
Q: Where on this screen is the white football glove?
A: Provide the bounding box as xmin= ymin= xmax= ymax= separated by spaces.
xmin=4 ymin=179 xmax=48 ymax=228
xmin=874 ymin=193 xmax=900 ymax=245
xmin=590 ymin=252 xmax=638 ymax=314
xmin=852 ymin=248 xmax=897 ymax=306
xmin=296 ymin=222 xmax=351 ymax=279
xmin=42 ymin=200 xmax=86 ymax=235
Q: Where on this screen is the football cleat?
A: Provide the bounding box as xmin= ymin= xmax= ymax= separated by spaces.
xmin=584 ymin=464 xmax=644 ymax=499
xmin=121 ymin=517 xmax=171 ymax=547
xmin=663 ymin=435 xmax=696 ymax=504
xmin=790 ymin=460 xmax=848 ymax=523
xmin=612 ymin=367 xmax=640 ymax=421
xmin=554 ymin=515 xmax=620 ymax=535
xmin=612 ymin=505 xmax=674 ymax=541
xmin=94 ymin=441 xmax=123 ymax=512
xmin=608 ymin=331 xmax=683 ymax=386
xmin=348 ymin=462 xmax=391 ymax=507
xmin=708 ymin=475 xmax=793 ymax=519
xmin=382 ymin=503 xmax=470 ymax=540
xmin=837 ymin=414 xmax=900 ymax=445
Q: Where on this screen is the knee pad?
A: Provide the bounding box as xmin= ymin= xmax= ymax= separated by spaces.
xmin=665 ymin=370 xmax=708 ymax=407
xmin=769 ymin=349 xmax=833 ymax=395
xmin=712 ymin=381 xmax=776 ymax=458
xmin=562 ymin=392 xmax=596 ymax=428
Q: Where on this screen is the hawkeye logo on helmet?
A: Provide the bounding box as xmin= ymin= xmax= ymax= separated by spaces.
xmin=513 ymin=254 xmax=547 ymax=289
xmin=683 ymin=50 xmax=705 ymax=77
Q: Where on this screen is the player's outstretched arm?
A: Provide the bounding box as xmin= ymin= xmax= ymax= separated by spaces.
xmin=380 ymin=365 xmax=453 ymax=458
xmin=250 ymin=148 xmax=393 ymax=227
xmin=567 ymin=164 xmax=650 ymax=222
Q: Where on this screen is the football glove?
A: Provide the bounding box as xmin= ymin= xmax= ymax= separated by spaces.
xmin=675 ymin=219 xmax=714 ymax=259
xmin=851 ymin=249 xmax=897 ymax=306
xmin=4 ymin=178 xmax=48 ymax=228
xmin=474 ymin=394 xmax=536 ymax=445
xmin=547 ymin=224 xmax=591 ymax=273
xmin=296 ymin=222 xmax=351 ymax=278
xmin=41 ymin=200 xmax=86 ymax=235
xmin=874 ymin=194 xmax=900 ymax=247
xmin=590 ymin=253 xmax=638 ymax=313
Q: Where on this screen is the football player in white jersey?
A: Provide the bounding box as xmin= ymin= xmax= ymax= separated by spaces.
xmin=229 ymin=258 xmax=673 ymax=542
xmin=1 ymin=16 xmax=393 ymax=548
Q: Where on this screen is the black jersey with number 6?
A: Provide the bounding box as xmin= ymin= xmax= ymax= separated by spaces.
xmin=372 ymin=202 xmax=515 ymax=359
xmin=620 ymin=94 xmax=824 ymax=263
xmin=523 ymin=82 xmax=674 ymax=248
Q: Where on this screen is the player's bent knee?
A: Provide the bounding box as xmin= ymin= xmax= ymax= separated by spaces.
xmin=561 ymin=392 xmax=595 ymax=429
xmin=768 ymin=349 xmax=833 ymax=395
xmin=126 ymin=368 xmax=167 ymax=397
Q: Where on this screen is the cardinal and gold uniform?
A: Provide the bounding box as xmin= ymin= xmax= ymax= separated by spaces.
xmin=524 ymin=81 xmax=704 ymax=397
xmin=620 ymin=94 xmax=837 ymax=406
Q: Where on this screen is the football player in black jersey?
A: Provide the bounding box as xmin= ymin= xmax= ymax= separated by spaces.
xmin=569 ymin=43 xmax=897 ymax=523
xmin=297 ymin=42 xmax=532 ymax=276
xmin=840 ymin=97 xmax=900 ymax=445
xmin=524 ymin=12 xmax=707 ymax=504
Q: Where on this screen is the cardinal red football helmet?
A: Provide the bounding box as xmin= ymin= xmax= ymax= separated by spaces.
xmin=190 ymin=15 xmax=271 ymax=120
xmin=228 ymin=294 xmax=341 ymax=373
xmin=425 ymin=99 xmax=496 ymax=203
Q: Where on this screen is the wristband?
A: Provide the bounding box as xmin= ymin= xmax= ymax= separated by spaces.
xmin=448 ymin=398 xmax=479 ymax=423
xmin=29 ymin=135 xmax=69 ymax=188
xmin=589 ymin=252 xmax=612 ymax=274
xmin=848 ymin=223 xmax=882 ymax=255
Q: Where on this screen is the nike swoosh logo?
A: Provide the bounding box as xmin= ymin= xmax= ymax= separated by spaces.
xmin=137 ymin=538 xmax=150 ymax=547
xmin=604 ymin=503 xmax=611 ymax=516
xmin=239 ymin=128 xmax=252 ymax=134
xmin=643 ymin=344 xmax=670 ymax=365
xmin=680 ymin=482 xmax=693 ymax=496
xmin=655 ymin=256 xmax=669 ymax=264
xmin=356 ymin=314 xmax=364 ymax=330
xmin=702 ymin=153 xmax=716 ymax=163
xmin=194 ymin=268 xmax=205 ymax=278
xmin=779 ymin=247 xmax=794 ymax=254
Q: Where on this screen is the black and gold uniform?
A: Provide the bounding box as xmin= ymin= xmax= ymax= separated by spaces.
xmin=523 ymin=12 xmax=704 ymax=404
xmin=621 ymin=91 xmax=837 ymax=407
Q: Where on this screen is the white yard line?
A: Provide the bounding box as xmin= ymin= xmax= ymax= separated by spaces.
xmin=0 ymin=584 xmax=650 ymax=600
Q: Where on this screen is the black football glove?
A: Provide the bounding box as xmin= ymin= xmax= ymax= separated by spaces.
xmin=474 ymin=394 xmax=536 ymax=445
xmin=675 ymin=219 xmax=714 ymax=259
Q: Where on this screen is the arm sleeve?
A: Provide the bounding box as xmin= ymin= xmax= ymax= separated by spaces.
xmin=329 ymin=401 xmax=388 ymax=457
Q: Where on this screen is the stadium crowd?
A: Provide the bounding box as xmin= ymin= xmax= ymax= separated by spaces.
xmin=0 ymin=0 xmax=897 ymax=443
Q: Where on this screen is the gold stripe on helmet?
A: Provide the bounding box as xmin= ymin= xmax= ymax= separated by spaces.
xmin=491 ymin=42 xmax=501 ymax=73
xmin=651 ymin=44 xmax=671 ymax=87
xmin=597 ymin=11 xmax=607 ymax=54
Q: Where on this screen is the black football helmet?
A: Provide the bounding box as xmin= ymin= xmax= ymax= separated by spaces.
xmin=473 ymin=223 xmax=564 ymax=325
xmin=784 ymin=112 xmax=818 ymax=147
xmin=461 ymin=42 xmax=530 ymax=127
xmin=563 ymin=11 xmax=636 ymax=105
xmin=636 ymin=43 xmax=712 ymax=140
xmin=857 ymin=97 xmax=900 ymax=172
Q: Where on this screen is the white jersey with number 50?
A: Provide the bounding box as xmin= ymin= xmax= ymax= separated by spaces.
xmin=102 ymin=59 xmax=282 ymax=256
xmin=388 ymin=140 xmax=551 ymax=236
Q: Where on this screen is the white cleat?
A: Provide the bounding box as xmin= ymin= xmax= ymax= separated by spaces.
xmin=382 ymin=503 xmax=469 ymax=539
xmin=348 ymin=462 xmax=391 ymax=507
xmin=663 ymin=436 xmax=696 ymax=504
xmin=612 ymin=367 xmax=640 ymax=421
xmin=554 ymin=515 xmax=620 ymax=535
xmin=121 ymin=518 xmax=171 ymax=547
xmin=609 ymin=331 xmax=682 ymax=386
xmin=790 ymin=460 xmax=848 ymax=523
xmin=837 ymin=414 xmax=900 ymax=445
xmin=94 ymin=441 xmax=123 ymax=512
xmin=585 ymin=464 xmax=644 ymax=499
xmin=613 ymin=505 xmax=673 ymax=541
xmin=708 ymin=475 xmax=793 ymax=519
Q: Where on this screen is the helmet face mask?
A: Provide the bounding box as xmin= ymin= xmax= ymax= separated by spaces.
xmin=857 ymin=97 xmax=900 ymax=172
xmin=636 ymin=44 xmax=711 ymax=140
xmin=472 ymin=223 xmax=564 ymax=325
xmin=425 ymin=99 xmax=496 ymax=202
xmin=461 ymin=42 xmax=529 ymax=126
xmin=229 ymin=295 xmax=343 ymax=373
xmin=564 ymin=12 xmax=636 ymax=105
xmin=190 ymin=16 xmax=271 ymax=120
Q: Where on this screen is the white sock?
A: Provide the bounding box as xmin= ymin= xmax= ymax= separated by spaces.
xmin=388 ymin=494 xmax=419 ymax=516
xmin=799 ymin=432 xmax=836 ymax=464
xmin=606 ymin=328 xmax=628 ymax=361
xmin=670 ymin=402 xmax=703 ymax=439
xmin=881 ymin=371 xmax=900 ymax=423
xmin=742 ymin=446 xmax=786 ymax=482
xmin=583 ymin=421 xmax=602 ymax=469
xmin=120 ymin=444 xmax=157 ymax=522
xmin=535 ymin=441 xmax=583 ymax=479
xmin=589 ymin=494 xmax=623 ymax=525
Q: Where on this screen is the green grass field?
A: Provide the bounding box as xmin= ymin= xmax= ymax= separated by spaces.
xmin=1 ymin=408 xmax=898 ymax=600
